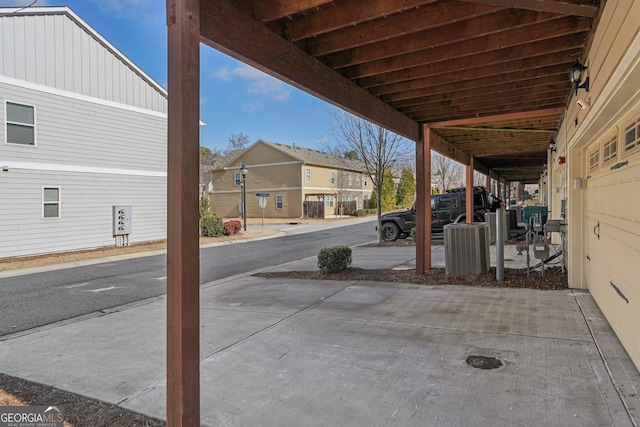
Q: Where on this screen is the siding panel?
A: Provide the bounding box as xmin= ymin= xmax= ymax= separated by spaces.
xmin=0 ymin=170 xmax=166 ymax=258
xmin=0 ymin=10 xmax=166 ymax=112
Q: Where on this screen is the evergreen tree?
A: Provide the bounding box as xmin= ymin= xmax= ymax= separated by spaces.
xmin=381 ymin=170 xmax=396 ymax=211
xmin=396 ymin=168 xmax=416 ymax=207
xmin=368 ymin=189 xmax=377 ymax=210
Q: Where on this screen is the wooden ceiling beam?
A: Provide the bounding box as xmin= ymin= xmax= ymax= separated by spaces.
xmin=200 ymin=0 xmax=420 ymax=141
xmin=342 ymin=23 xmax=587 ymax=79
xmin=427 ymin=126 xmax=555 ymax=135
xmin=383 ymin=65 xmax=568 ymax=103
xmin=399 ymin=85 xmax=568 ymax=114
xmin=370 ymin=51 xmax=572 ymax=96
xmin=404 ymin=96 xmax=568 ymax=122
xmin=253 ymin=0 xmax=333 ymax=22
xmin=323 ymin=10 xmax=575 ymax=68
xmin=305 ymin=2 xmax=502 ymax=56
xmin=463 ymin=0 xmax=599 ymax=17
xmin=412 ymin=101 xmax=565 ymax=123
xmin=284 ymin=0 xmax=440 ymax=42
xmin=426 ymin=126 xmax=471 ymax=165
xmin=357 ymin=37 xmax=584 ymax=89
xmin=428 ymin=107 xmax=564 ymax=127
xmin=389 ymin=74 xmax=565 ymax=108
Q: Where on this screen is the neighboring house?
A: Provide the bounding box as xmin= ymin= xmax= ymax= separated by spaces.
xmin=210 ymin=140 xmax=372 ymax=218
xmin=0 ymin=6 xmax=167 ymax=258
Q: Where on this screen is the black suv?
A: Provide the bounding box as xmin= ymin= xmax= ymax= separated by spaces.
xmin=379 ymin=186 xmax=493 ymax=241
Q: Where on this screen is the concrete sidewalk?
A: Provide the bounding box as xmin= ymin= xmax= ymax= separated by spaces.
xmin=0 ymin=245 xmax=638 ymax=426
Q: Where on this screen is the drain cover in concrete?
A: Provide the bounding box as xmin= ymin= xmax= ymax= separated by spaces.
xmin=466 ymin=355 xmax=503 ymax=370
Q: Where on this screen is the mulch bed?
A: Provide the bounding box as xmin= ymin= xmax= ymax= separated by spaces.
xmin=0 ymin=373 xmax=165 ymax=427
xmin=255 ymin=266 xmax=568 ymax=290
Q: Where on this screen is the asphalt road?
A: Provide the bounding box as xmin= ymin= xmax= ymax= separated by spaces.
xmin=0 ymin=219 xmax=376 ymax=337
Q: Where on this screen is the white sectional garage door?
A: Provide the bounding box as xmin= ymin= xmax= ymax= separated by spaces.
xmin=584 ymin=126 xmax=640 ymax=369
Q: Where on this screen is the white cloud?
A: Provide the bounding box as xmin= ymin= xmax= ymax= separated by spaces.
xmin=213 ymin=67 xmax=232 ymax=81
xmin=242 ymin=100 xmax=264 ymax=112
xmin=213 ymin=64 xmax=290 ymax=102
xmin=88 ymin=0 xmax=160 ymax=24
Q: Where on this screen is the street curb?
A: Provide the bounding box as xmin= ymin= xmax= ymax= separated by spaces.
xmin=0 ymin=232 xmax=288 ymax=279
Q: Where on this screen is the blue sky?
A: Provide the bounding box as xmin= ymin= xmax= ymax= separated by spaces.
xmin=5 ymin=0 xmax=335 ymax=152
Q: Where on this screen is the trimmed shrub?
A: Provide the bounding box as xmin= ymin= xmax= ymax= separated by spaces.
xmin=223 ymin=220 xmax=243 ymax=235
xmin=410 ymin=227 xmax=417 ymax=242
xmin=352 ymin=209 xmax=368 ymax=217
xmin=317 ymin=245 xmax=352 ymax=274
xmin=201 ymin=214 xmax=224 ymax=237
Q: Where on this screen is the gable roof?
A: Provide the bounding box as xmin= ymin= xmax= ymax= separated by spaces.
xmin=220 ymin=139 xmax=366 ymax=172
xmin=0 ymin=6 xmax=167 ymax=110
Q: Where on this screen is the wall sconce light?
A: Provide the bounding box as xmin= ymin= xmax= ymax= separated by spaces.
xmin=548 ymin=139 xmax=556 ymax=152
xmin=568 ymin=60 xmax=589 ymax=96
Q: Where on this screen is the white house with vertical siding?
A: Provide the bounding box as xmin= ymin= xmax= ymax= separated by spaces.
xmin=0 ymin=6 xmax=167 ymax=258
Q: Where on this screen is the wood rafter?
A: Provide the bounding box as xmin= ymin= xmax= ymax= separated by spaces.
xmin=284 ymin=0 xmax=440 ymax=42
xmin=342 ymin=26 xmax=587 ymax=80
xmin=356 ymin=37 xmax=585 ymax=89
xmin=304 ymin=2 xmax=503 ymax=56
xmin=463 ymin=0 xmax=599 ymax=17
xmin=323 ymin=10 xmax=580 ymax=68
xmin=253 ymin=0 xmax=333 ymax=22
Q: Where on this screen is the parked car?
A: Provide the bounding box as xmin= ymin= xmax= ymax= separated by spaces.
xmin=378 ymin=186 xmax=493 ymax=241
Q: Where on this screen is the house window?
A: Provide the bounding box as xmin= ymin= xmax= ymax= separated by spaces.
xmin=356 ymin=175 xmax=361 ymax=185
xmin=588 ymin=147 xmax=600 ymax=172
xmin=602 ymin=134 xmax=617 ymax=164
xmin=6 ymin=101 xmax=35 ymax=145
xmin=43 ymin=187 xmax=60 ymax=218
xmin=234 ymin=172 xmax=241 ymax=186
xmin=276 ymin=195 xmax=283 ymax=209
xmin=305 ymin=168 xmax=311 ymax=182
xmin=348 ymin=174 xmax=353 ymax=185
xmin=330 ymin=172 xmax=335 ymax=184
xmin=325 ymin=195 xmax=334 ymax=207
xmin=624 ymin=117 xmax=640 ymax=153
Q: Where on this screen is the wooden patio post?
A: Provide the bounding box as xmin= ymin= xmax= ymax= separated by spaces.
xmin=416 ymin=125 xmax=431 ymax=273
xmin=166 ymin=0 xmax=200 ymax=425
xmin=466 ymin=156 xmax=474 ymax=223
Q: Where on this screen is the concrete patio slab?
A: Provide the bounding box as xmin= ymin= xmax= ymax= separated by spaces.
xmin=1 ymin=273 xmax=637 ymax=426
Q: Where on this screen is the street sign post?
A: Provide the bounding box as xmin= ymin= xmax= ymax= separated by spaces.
xmin=258 ymin=196 xmax=267 ymax=228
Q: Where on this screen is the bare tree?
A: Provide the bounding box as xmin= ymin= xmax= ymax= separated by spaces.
xmin=329 ymin=168 xmax=348 ymax=216
xmin=329 ymin=109 xmax=413 ymax=242
xmin=226 ymin=132 xmax=250 ymax=154
xmin=431 ymin=151 xmax=463 ymax=193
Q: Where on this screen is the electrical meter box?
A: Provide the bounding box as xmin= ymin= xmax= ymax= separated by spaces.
xmin=113 ymin=206 xmax=132 ymax=236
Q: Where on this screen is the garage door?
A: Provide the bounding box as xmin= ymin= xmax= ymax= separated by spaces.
xmin=584 ymin=129 xmax=640 ymax=370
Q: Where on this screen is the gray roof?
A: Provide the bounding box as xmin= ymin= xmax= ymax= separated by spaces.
xmin=258 ymin=140 xmax=366 ymax=172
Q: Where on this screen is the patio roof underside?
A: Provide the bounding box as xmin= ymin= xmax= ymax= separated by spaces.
xmin=199 ymin=0 xmax=601 ymax=184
